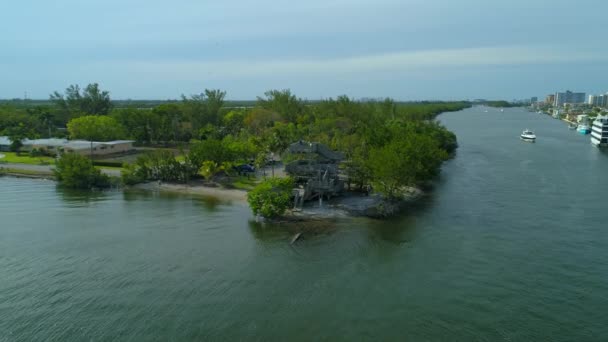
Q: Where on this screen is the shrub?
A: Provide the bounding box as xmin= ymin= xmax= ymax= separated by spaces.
xmin=121 ymin=163 xmax=146 ymax=186
xmin=29 ymin=148 xmax=43 ymax=157
xmin=92 ymin=160 xmax=124 ymax=167
xmin=247 ymin=177 xmax=294 ymax=218
xmin=123 ymin=150 xmax=197 ymax=184
xmin=53 ymin=153 xmax=110 ymax=189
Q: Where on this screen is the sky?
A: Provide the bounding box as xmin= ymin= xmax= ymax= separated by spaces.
xmin=1 ymin=0 xmax=607 ymax=100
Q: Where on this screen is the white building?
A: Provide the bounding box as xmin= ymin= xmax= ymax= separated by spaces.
xmin=554 ymin=91 xmax=586 ymax=107
xmin=0 ymin=137 xmax=134 ymax=156
xmin=0 ymin=136 xmax=11 ymax=152
xmin=587 ymin=93 xmax=608 ymax=108
xmin=588 ymin=95 xmax=598 ymax=106
xmin=591 ymin=115 xmax=608 ymax=147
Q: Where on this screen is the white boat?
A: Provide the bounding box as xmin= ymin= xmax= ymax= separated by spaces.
xmin=590 ymin=115 xmax=608 ymax=147
xmin=577 ymin=124 xmax=591 ymax=135
xmin=520 ymin=129 xmax=536 ymax=142
xmin=568 ymin=124 xmax=577 ymax=130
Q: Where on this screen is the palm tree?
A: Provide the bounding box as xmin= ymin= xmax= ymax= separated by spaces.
xmin=39 ymin=111 xmax=54 ymax=138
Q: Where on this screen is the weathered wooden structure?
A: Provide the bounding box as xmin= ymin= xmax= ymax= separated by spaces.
xmin=285 ymin=141 xmax=345 ymax=208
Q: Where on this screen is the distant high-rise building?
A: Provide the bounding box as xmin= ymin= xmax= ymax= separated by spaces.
xmin=531 ymin=97 xmax=538 ymax=103
xmin=589 ymin=95 xmax=598 ymax=106
xmin=545 ymin=94 xmax=555 ymax=105
xmin=554 ymin=91 xmax=586 ymax=107
xmin=587 ymin=93 xmax=608 ymax=107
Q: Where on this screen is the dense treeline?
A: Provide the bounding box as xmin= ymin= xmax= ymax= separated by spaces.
xmin=2 ymin=83 xmax=470 ymax=197
xmin=482 ymin=100 xmax=519 ymax=108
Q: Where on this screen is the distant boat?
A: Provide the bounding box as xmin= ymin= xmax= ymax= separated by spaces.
xmin=568 ymin=124 xmax=577 ymax=130
xmin=500 ymin=109 xmax=504 ymax=112
xmin=520 ymin=129 xmax=536 ymax=142
xmin=577 ymin=124 xmax=591 ymax=135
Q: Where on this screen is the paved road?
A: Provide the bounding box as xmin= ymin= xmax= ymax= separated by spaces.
xmin=0 ymin=163 xmax=122 ymax=177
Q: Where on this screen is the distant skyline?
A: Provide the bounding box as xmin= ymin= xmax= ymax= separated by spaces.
xmin=2 ymin=0 xmax=608 ymax=100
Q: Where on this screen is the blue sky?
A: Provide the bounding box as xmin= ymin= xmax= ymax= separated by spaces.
xmin=1 ymin=0 xmax=607 ymax=100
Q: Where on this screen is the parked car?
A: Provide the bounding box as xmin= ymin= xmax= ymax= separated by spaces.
xmin=233 ymin=164 xmax=255 ymax=174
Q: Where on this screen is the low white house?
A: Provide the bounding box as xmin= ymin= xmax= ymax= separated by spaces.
xmin=0 ymin=136 xmax=11 ymax=152
xmin=0 ymin=136 xmax=134 ymax=156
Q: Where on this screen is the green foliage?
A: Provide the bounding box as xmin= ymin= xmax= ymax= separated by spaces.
xmin=67 ymin=115 xmax=126 ymax=141
xmin=3 ymin=123 xmax=31 ymax=153
xmin=111 ymin=107 xmax=159 ymax=144
xmin=181 ymin=89 xmax=226 ymax=129
xmin=200 ymin=161 xmax=220 ymax=180
xmin=247 ymin=177 xmax=294 ymax=218
xmin=50 ymin=83 xmax=113 ymax=120
xmin=29 ymin=148 xmax=46 ymax=157
xmin=256 ymin=89 xmax=304 ymax=123
xmin=121 ymin=163 xmax=146 ymax=186
xmin=92 ymin=160 xmax=124 ymax=167
xmin=53 ymin=153 xmax=110 ymax=189
xmin=5 ymin=86 xmax=470 ymax=205
xmin=188 ymin=138 xmax=246 ymax=168
xmin=153 ymin=103 xmax=188 ymax=142
xmin=367 ymin=124 xmax=448 ymax=199
xmin=125 ymin=150 xmax=195 ymax=183
xmin=223 ymin=110 xmax=246 ymax=135
xmin=483 ymin=100 xmax=516 ymax=108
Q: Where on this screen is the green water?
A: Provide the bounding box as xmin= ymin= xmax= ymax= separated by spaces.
xmin=2 ymin=107 xmax=608 ymax=341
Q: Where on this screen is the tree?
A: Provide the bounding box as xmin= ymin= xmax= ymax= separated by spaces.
xmin=154 ymin=103 xmax=186 ymax=143
xmin=247 ymin=177 xmax=294 ymax=218
xmin=67 ymin=115 xmax=126 ymax=141
xmin=204 ymin=89 xmax=226 ymax=126
xmin=200 ymin=160 xmax=220 ymax=180
xmin=53 ymin=153 xmax=110 ymax=189
xmin=256 ymin=89 xmax=304 ymax=123
xmin=188 ymin=138 xmax=236 ymax=170
xmin=243 ymin=108 xmax=282 ymax=135
xmin=26 ymin=106 xmax=55 ymax=138
xmin=368 ymin=131 xmax=447 ymax=199
xmin=67 ymin=115 xmax=126 ymax=157
xmin=124 ymin=150 xmax=194 ymax=183
xmin=111 ymin=108 xmax=159 ymax=144
xmin=263 ymin=125 xmax=293 ymax=177
xmin=223 ymin=110 xmax=246 ymax=135
xmin=181 ymin=88 xmax=226 ymax=129
xmin=38 ymin=109 xmax=54 ymax=138
xmin=50 ymin=83 xmax=112 ymax=119
xmin=4 ymin=123 xmax=29 ymax=154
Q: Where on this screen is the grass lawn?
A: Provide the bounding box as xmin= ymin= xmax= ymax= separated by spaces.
xmin=0 ymin=167 xmax=53 ymax=177
xmin=97 ymin=166 xmax=124 ymax=172
xmin=0 ymin=152 xmax=55 ymax=165
xmin=226 ymin=175 xmax=259 ymax=191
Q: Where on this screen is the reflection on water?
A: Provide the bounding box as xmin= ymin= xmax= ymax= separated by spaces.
xmin=248 ymin=218 xmax=340 ymax=242
xmin=365 ymin=216 xmax=416 ymax=244
xmin=190 ymin=195 xmax=224 ymax=211
xmin=56 ymin=185 xmax=109 ymax=206
xmin=122 ymin=188 xmax=230 ymax=212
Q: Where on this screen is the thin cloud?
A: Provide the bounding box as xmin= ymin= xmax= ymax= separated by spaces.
xmin=101 ymin=46 xmax=603 ymax=81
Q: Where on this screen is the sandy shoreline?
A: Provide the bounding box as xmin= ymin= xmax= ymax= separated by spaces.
xmin=132 ymin=182 xmax=249 ymax=203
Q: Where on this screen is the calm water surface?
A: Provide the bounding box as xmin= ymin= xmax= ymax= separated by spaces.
xmin=2 ymin=107 xmax=608 ymax=341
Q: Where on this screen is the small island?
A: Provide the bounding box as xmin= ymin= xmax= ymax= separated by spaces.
xmin=1 ymin=84 xmax=470 ymax=219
